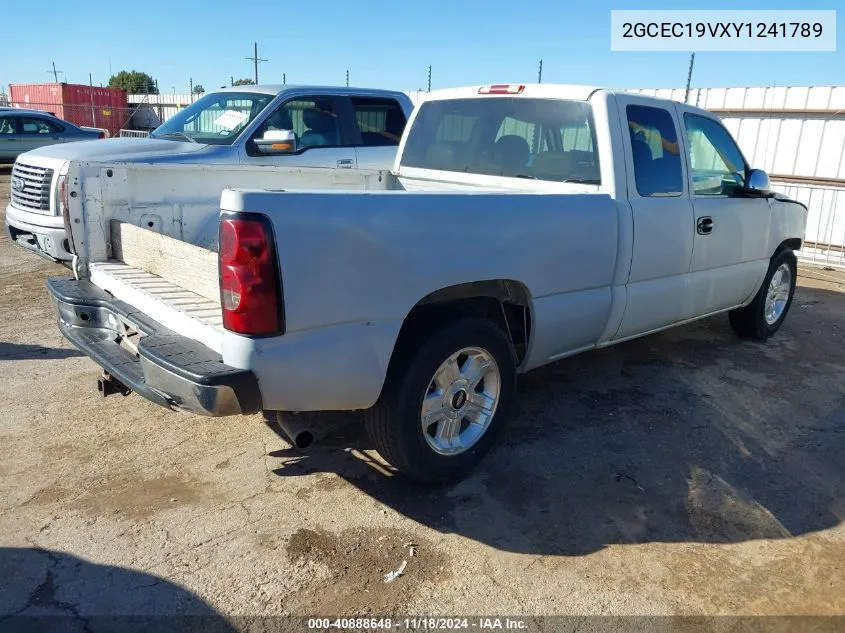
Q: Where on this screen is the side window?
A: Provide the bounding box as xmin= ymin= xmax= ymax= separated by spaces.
xmin=350 ymin=97 xmax=406 ymax=147
xmin=684 ymin=114 xmax=747 ymax=196
xmin=257 ymin=97 xmax=341 ymax=150
xmin=626 ymin=105 xmax=683 ymax=197
xmin=19 ymin=117 xmax=61 ymax=134
xmin=0 ymin=117 xmax=16 ymax=134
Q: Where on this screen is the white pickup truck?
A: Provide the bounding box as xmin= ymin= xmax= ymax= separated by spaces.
xmin=6 ymin=85 xmax=412 ymax=261
xmin=47 ymin=84 xmax=807 ymax=482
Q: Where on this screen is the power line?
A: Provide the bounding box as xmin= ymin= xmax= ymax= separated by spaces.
xmin=245 ymin=42 xmax=268 ymax=84
xmin=47 ymin=62 xmax=65 ymax=83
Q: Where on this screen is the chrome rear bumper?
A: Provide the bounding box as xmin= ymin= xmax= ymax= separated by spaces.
xmin=47 ymin=278 xmax=262 ymax=416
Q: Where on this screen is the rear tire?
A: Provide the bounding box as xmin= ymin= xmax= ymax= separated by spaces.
xmin=729 ymin=249 xmax=797 ymax=340
xmin=364 ymin=317 xmax=517 ymax=483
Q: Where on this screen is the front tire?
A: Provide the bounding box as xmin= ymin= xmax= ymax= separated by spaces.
xmin=364 ymin=317 xmax=517 ymax=483
xmin=729 ymin=249 xmax=797 ymax=340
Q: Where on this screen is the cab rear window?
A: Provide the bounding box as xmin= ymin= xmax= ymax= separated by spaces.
xmin=401 ymin=98 xmax=600 ymax=184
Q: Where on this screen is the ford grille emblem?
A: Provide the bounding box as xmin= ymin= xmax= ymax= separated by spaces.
xmin=11 ymin=177 xmax=25 ymax=192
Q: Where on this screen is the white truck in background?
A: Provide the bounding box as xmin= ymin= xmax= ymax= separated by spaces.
xmin=6 ymin=85 xmax=412 ymax=261
xmin=48 ymin=84 xmax=807 ymax=482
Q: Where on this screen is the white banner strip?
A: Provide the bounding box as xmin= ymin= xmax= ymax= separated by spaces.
xmin=610 ymin=10 xmax=836 ymax=52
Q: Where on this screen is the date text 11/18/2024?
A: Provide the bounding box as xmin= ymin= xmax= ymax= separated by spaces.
xmin=307 ymin=617 xmax=529 ymax=630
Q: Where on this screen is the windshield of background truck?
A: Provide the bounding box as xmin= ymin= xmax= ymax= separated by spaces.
xmin=151 ymin=92 xmax=274 ymax=145
xmin=401 ymin=97 xmax=600 ymax=183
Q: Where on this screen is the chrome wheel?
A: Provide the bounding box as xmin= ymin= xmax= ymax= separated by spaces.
xmin=420 ymin=347 xmax=501 ymax=456
xmin=764 ymin=263 xmax=792 ymax=325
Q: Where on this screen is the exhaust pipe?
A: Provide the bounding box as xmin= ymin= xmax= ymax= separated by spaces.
xmin=274 ymin=412 xmax=315 ymax=449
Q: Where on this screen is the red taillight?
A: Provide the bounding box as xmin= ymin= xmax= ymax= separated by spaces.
xmin=478 ymin=84 xmax=525 ymax=95
xmin=218 ymin=215 xmax=283 ymax=335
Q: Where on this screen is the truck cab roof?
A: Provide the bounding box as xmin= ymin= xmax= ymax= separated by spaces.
xmin=214 ymin=84 xmax=412 ymax=101
xmin=419 ymin=83 xmax=714 ymax=117
xmin=422 ymin=84 xmax=602 ymax=102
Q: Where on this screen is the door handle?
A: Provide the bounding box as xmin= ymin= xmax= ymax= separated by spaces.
xmin=697 ymin=216 xmax=713 ymax=235
xmin=336 ymin=159 xmax=354 ymax=169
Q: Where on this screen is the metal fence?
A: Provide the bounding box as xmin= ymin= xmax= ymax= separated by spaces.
xmin=118 ymin=129 xmax=150 ymax=138
xmin=772 ymin=181 xmax=845 ymax=268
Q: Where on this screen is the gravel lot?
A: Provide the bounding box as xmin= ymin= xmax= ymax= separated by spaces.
xmin=0 ymin=165 xmax=843 ymax=624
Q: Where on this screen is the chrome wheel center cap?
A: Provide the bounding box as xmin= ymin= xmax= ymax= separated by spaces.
xmin=450 ymin=389 xmax=468 ymax=410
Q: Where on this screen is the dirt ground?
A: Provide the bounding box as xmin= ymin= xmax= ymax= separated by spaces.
xmin=0 ymin=165 xmax=843 ymax=624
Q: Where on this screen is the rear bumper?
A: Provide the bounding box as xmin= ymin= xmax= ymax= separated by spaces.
xmin=5 ymin=203 xmax=73 ymax=261
xmin=47 ymin=278 xmax=262 ymax=416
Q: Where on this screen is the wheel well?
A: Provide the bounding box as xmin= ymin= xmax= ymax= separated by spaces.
xmin=775 ymin=238 xmax=802 ymax=257
xmin=390 ymin=280 xmax=533 ymax=374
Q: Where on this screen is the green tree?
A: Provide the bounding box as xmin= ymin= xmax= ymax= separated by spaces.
xmin=192 ymin=84 xmax=205 ymax=95
xmin=108 ymin=70 xmax=157 ymax=94
xmin=232 ymin=78 xmax=255 ymax=86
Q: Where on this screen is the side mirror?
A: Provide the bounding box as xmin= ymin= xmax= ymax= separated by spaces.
xmin=254 ymin=129 xmax=296 ymax=155
xmin=746 ymin=169 xmax=771 ymax=196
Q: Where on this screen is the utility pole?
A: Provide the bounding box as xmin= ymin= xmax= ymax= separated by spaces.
xmin=230 ymin=76 xmax=234 ymax=87
xmin=89 ymin=73 xmax=96 ymax=127
xmin=283 ymin=73 xmax=286 ymax=85
xmin=346 ymin=70 xmax=349 ymax=87
xmin=189 ymin=77 xmax=193 ymax=101
xmin=245 ymin=42 xmax=268 ymax=84
xmin=684 ymin=52 xmax=695 ymax=103
xmin=427 ymin=65 xmax=431 ymax=92
xmin=47 ymin=62 xmax=64 ymax=83
xmin=538 ymin=59 xmax=543 ymax=84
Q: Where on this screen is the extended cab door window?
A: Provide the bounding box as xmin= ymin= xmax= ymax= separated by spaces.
xmin=625 ymin=105 xmax=683 ymax=197
xmin=684 ymin=114 xmax=748 ymax=196
xmin=349 ymin=96 xmax=407 ymax=170
xmin=350 ymin=97 xmax=406 ymax=147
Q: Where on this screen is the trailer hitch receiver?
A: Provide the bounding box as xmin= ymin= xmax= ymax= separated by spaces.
xmin=98 ymin=371 xmax=131 ymax=397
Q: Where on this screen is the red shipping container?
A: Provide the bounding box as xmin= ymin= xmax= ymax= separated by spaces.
xmin=9 ymin=83 xmax=129 ymax=137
